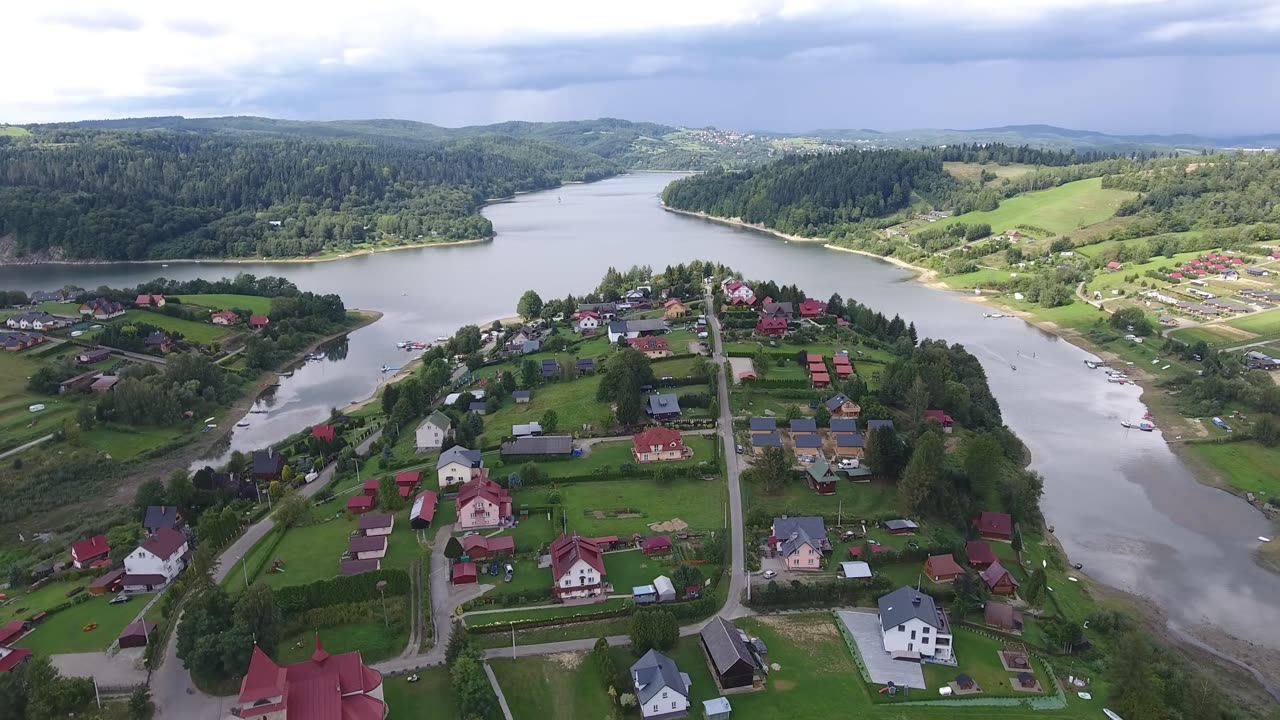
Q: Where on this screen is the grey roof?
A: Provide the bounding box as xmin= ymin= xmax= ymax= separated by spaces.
xmin=829 ymin=418 xmax=858 ymax=433
xmin=789 ymin=418 xmax=817 ymax=433
xmin=501 ymin=435 xmax=573 ymax=456
xmin=773 ymin=516 xmax=827 ymax=556
xmin=825 ymin=393 xmax=852 ymax=411
xmin=878 ymin=586 xmax=945 ymax=632
xmin=437 ymin=446 xmax=482 ymax=469
xmin=699 ymin=616 xmax=760 ymax=676
xmin=647 ymin=393 xmax=681 ymax=416
xmin=512 ymin=390 xmax=531 ymax=400
xmin=143 ymin=330 xmax=169 ymax=345
xmin=793 ymin=434 xmax=822 ymax=449
xmin=749 ymin=418 xmax=776 ymax=432
xmin=575 ymin=358 xmax=595 ymax=370
xmin=143 ymin=505 xmax=180 ymax=530
xmin=468 ymin=401 xmax=488 ymax=412
xmin=578 ymin=302 xmax=617 ymax=314
xmin=631 ymin=649 xmax=688 ymax=705
xmin=627 ymin=318 xmax=669 ymax=333
xmin=521 ymin=340 xmax=541 ymax=354
xmin=607 ymin=321 xmax=629 ymax=336
xmin=883 ymin=519 xmax=919 ymax=532
xmin=835 ymin=433 xmax=865 ymax=448
xmin=866 ymin=419 xmax=895 ymax=432
xmin=419 ymin=410 xmax=452 ymax=432
xmin=751 ymin=431 xmax=781 ymax=448
xmin=251 ymin=449 xmax=284 ymax=476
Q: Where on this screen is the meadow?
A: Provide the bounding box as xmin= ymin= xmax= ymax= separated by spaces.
xmin=937 ymin=177 xmax=1136 ymax=237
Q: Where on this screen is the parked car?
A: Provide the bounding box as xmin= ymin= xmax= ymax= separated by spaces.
xmin=838 ymin=458 xmax=859 ymax=470
xmin=761 ymin=570 xmax=777 ymax=579
xmin=735 ymin=444 xmax=744 ymax=454
xmin=109 ymin=593 xmax=132 ymax=605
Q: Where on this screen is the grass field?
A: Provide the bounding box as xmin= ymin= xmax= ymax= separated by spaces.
xmin=517 ymin=476 xmax=727 ymax=536
xmin=0 ymin=126 xmax=30 ymax=137
xmin=88 ymin=309 xmax=234 ymax=346
xmin=472 ymin=616 xmax=633 ymax=649
xmin=490 ymin=651 xmax=617 ymax=720
xmin=1185 ymin=441 xmax=1280 ymax=499
xmin=942 ymin=267 xmax=1025 ymax=289
xmin=0 ymin=580 xmax=89 ymax=624
xmin=598 ymin=548 xmax=666 ymax=590
xmin=1226 ymin=308 xmax=1280 ymax=336
xmin=256 ymin=503 xmax=426 ymax=589
xmin=0 ymin=352 xmax=78 ymax=450
xmin=277 ymin=607 xmax=409 ymax=665
xmin=745 ymin=476 xmax=896 ymax=520
xmin=16 ymin=594 xmax=154 ymax=655
xmin=383 ymin=666 xmax=455 ymax=719
xmin=920 ymin=627 xmax=1045 ymax=697
xmin=478 ymin=375 xmax=611 ymax=446
xmin=937 ymin=177 xmax=1136 ymax=237
xmin=557 ymin=435 xmax=717 ymax=476
xmin=465 ymin=597 xmax=632 ymax=626
xmin=1168 ymin=325 xmax=1245 ymax=346
xmin=176 ymin=294 xmax=273 ymax=315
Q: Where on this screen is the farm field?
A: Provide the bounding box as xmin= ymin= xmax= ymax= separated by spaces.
xmin=942 ymin=267 xmax=1024 ymax=289
xmin=471 ymin=616 xmax=633 ymax=649
xmin=1225 ymin=308 xmax=1280 ymax=336
xmin=0 ymin=351 xmax=78 ymax=451
xmin=176 ymin=293 xmax=273 ymax=315
xmin=937 ymin=177 xmax=1137 ymax=237
xmin=1168 ymin=325 xmax=1246 ymax=347
xmin=15 ymin=593 xmax=154 ymax=655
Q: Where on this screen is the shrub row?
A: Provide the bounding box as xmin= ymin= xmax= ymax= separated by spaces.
xmin=467 ymin=606 xmax=633 ymax=634
xmin=742 ymin=378 xmax=816 ymax=390
xmin=274 ymin=568 xmax=410 ymax=615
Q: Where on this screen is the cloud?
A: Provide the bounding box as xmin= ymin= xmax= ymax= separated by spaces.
xmin=44 ymin=8 xmax=144 ymax=32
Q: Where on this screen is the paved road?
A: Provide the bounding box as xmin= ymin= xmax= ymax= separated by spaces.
xmin=0 ymin=433 xmax=55 ymax=461
xmin=150 ymin=430 xmax=382 ymax=719
xmin=707 ymin=290 xmax=749 ymax=618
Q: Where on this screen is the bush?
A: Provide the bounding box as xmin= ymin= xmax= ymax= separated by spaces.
xmin=274 ymin=569 xmax=410 ymax=615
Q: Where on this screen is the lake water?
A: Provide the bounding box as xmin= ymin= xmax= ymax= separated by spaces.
xmin=2 ymin=173 xmax=1277 ymax=660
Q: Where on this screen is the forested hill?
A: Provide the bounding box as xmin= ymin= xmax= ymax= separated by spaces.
xmin=0 ymin=129 xmax=617 ymax=261
xmin=661 ymin=150 xmax=959 ymax=235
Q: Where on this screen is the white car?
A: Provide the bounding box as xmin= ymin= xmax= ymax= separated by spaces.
xmin=698 ymin=332 xmax=709 ymax=339
xmin=838 ymin=458 xmax=859 ymax=470
xmin=761 ymin=570 xmax=777 ymax=579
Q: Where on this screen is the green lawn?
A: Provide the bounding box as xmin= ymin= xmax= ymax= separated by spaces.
xmin=545 ymin=435 xmax=716 ymax=477
xmin=516 ymin=477 xmax=727 ymax=536
xmin=82 ymin=425 xmax=186 ymax=459
xmin=471 ymin=556 xmax=551 ymax=596
xmin=383 ymin=666 xmax=455 ymax=719
xmin=920 ymin=628 xmax=1045 ymax=696
xmin=730 ymin=388 xmax=816 ymax=419
xmin=745 ymin=476 xmax=896 ymax=521
xmin=0 ymin=352 xmax=79 ymax=450
xmin=471 ymin=616 xmax=633 ymax=649
xmin=942 ymin=268 xmax=1025 ymax=290
xmin=0 ymin=126 xmax=30 ymax=137
xmin=256 ymin=503 xmax=426 ymax=589
xmin=176 ymin=294 xmax=274 ymax=315
xmin=277 ymin=610 xmax=409 ymax=665
xmin=0 ymin=580 xmax=89 ymax=624
xmin=465 ymin=598 xmax=632 ymax=627
xmin=16 ymin=594 xmax=153 ymax=655
xmin=1226 ymin=308 xmax=1280 ymax=336
xmin=1185 ymin=441 xmax=1280 ymax=499
xmin=937 ymin=177 xmax=1137 ymax=237
xmin=478 ymin=375 xmax=612 ymax=446
xmin=36 ymin=302 xmax=83 ymax=315
xmin=599 ymin=549 xmax=666 ymax=590
xmin=1168 ymin=325 xmax=1243 ymax=346
xmin=89 ymin=309 xmax=235 ymax=346
xmin=489 ymin=652 xmax=617 ymax=720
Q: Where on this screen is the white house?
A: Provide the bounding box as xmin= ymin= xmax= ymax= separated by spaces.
xmin=122 ymin=528 xmax=189 ymax=592
xmin=436 ymin=445 xmax=483 ymax=489
xmin=415 ymin=411 xmax=452 ymax=452
xmin=877 ymin=586 xmax=953 ymax=662
xmin=550 ymin=534 xmax=607 ymax=600
xmin=576 ymin=311 xmax=602 ymax=333
xmin=722 ymin=279 xmax=755 ymax=305
xmin=631 ymin=649 xmax=691 ymax=720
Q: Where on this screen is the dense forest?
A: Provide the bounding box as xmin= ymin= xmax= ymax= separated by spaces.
xmin=1103 ymin=153 xmax=1280 ymax=232
xmin=0 ymin=129 xmax=617 ymax=260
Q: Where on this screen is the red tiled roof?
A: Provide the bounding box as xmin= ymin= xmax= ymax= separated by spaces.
xmin=357 ymin=513 xmax=393 ymax=531
xmin=798 ymin=298 xmax=826 ymax=316
xmin=755 ymin=317 xmax=787 ymax=331
xmin=632 ymin=426 xmax=684 ymax=455
xmin=455 ymin=477 xmax=511 ymax=515
xmin=0 ymin=621 xmax=25 ymax=646
xmin=832 ymin=355 xmax=851 ymax=365
xmin=71 ymin=534 xmax=110 ymax=563
xmin=924 ymin=553 xmax=965 ymax=578
xmin=411 ymin=491 xmax=438 ymax=524
xmin=363 ymin=478 xmax=380 ymax=493
xmin=312 ymin=425 xmax=336 ymax=443
xmin=981 ymin=561 xmax=1020 ymax=590
xmin=641 ymin=535 xmax=672 ymax=552
xmin=550 ymin=533 xmax=605 ymax=580
xmin=91 ymin=567 xmax=125 ymax=592
xmin=977 ymin=511 xmax=1013 ymax=537
xmin=0 ymin=646 xmax=32 ymax=673
xmin=141 ymin=528 xmax=187 ymax=561
xmin=346 ymin=496 xmax=374 ymax=511
xmin=925 ymin=409 xmax=954 ymax=425
xmin=239 ymin=636 xmax=384 ymax=720
xmin=965 ymin=540 xmax=997 ymax=566
xmin=462 ymin=535 xmax=515 ymax=555
xmin=452 ymin=562 xmax=478 ymax=582
xmin=249 ymin=314 xmax=270 ymax=327
xmin=211 ymin=310 xmax=238 ymax=323
xmin=627 ymin=336 xmax=669 ymax=353
xmin=848 ymin=545 xmax=887 ymax=558
xmin=239 ymin=645 xmax=286 ymax=703
xmin=811 ymin=372 xmax=830 ymax=383
xmin=394 ymin=471 xmax=421 ymax=486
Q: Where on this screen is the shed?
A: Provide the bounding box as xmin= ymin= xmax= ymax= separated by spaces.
xmin=340 ymin=559 xmax=381 ymax=576
xmin=704 ymin=698 xmax=732 ymax=720
xmin=346 ymin=495 xmax=375 ymax=514
xmin=839 ymin=561 xmax=872 ymax=579
xmin=409 ymin=491 xmax=439 ymax=530
xmin=452 ymin=562 xmax=478 ymax=585
xmin=633 ymin=585 xmax=658 ymax=604
xmin=117 ymin=621 xmax=156 ymax=649
xmin=513 ymin=390 xmax=531 ymax=403
xmin=883 ymin=519 xmax=918 ymax=534
xmin=653 ymin=575 xmax=676 ymax=603
xmin=923 ymin=553 xmax=965 ymax=583
xmin=642 ymin=536 xmax=673 ymax=555
xmin=699 ymin=616 xmax=761 ymax=690
xmin=362 ymin=478 xmax=380 ymax=496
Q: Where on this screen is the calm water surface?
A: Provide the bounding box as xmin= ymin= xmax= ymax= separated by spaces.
xmin=2 ymin=173 xmax=1276 ymax=655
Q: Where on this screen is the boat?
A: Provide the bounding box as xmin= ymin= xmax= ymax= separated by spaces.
xmin=249 ymin=409 xmax=268 ymax=414
xmin=1084 ymin=360 xmax=1098 ymax=369
xmin=162 ymin=264 xmax=169 ymax=267
xmin=236 ymin=421 xmax=249 ymax=427
xmin=1120 ymin=421 xmax=1132 ymax=428
xmin=435 ymin=336 xmax=448 ymax=343
xmin=1104 ymin=710 xmax=1125 ymax=720
xmin=1107 ymin=377 xmax=1127 ymax=384
xmin=203 ymin=416 xmax=215 ymax=423
xmin=1010 ymin=364 xmax=1017 ymax=371
xmin=1138 ymin=421 xmax=1155 ymax=431
xmin=1260 ymin=537 xmax=1272 ymax=543
xmin=396 ymin=341 xmax=409 ymax=349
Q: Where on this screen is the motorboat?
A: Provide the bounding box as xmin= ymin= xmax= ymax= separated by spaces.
xmin=1138 ymin=421 xmax=1155 ymax=432
xmin=1120 ymin=421 xmax=1132 ymax=428
xmin=236 ymin=421 xmax=250 ymax=427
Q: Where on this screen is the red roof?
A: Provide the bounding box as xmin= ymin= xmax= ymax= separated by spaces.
xmin=238 ymin=637 xmax=383 ymax=720
xmin=724 ymin=281 xmax=746 ymax=293
xmin=211 ymin=310 xmax=238 ymax=323
xmin=456 ymin=477 xmax=511 ymax=515
xmin=411 ymin=491 xmax=438 ymax=524
xmin=755 ymin=317 xmax=788 ymax=332
xmin=632 ymin=426 xmax=684 ymax=455
xmin=1169 ymin=272 xmax=1184 ymax=279
xmin=249 ymin=314 xmax=270 ymax=327
xmin=811 ymin=372 xmax=830 ymax=383
xmin=806 ymin=353 xmax=823 ymax=363
xmin=1106 ymin=261 xmax=1121 ymax=270
xmin=0 ymin=620 xmax=25 ymax=646
xmin=346 ymin=495 xmax=375 ymax=511
xmin=395 ymin=471 xmax=421 ymax=487
xmin=363 ymin=478 xmax=380 ymax=494
xmin=135 ymin=294 xmax=152 ymax=305
xmin=141 ymin=528 xmax=187 ymax=561
xmin=832 ymin=355 xmax=851 ymax=365
xmin=924 ymin=553 xmax=965 ymax=578
xmin=925 ymin=409 xmax=954 ymax=426
xmin=847 ymin=545 xmax=886 ymax=558
xmin=627 ymin=336 xmax=669 ymax=353
xmin=1213 ymin=263 xmax=1226 ymax=269
xmin=641 ymin=535 xmax=672 ymax=552
xmin=807 ymin=361 xmax=827 ymax=372
xmin=0 ymin=646 xmax=32 ymax=673
xmin=798 ymin=298 xmax=826 ymax=316
xmin=981 ymin=561 xmax=1020 ymax=590
xmin=452 ymin=562 xmax=478 ymax=583
xmin=663 ymin=298 xmax=686 ymax=308
xmin=71 ymin=534 xmax=110 ymax=563
xmin=1195 ymin=269 xmax=1207 ymax=275
xmin=1231 ymin=257 xmax=1244 ymax=264
xmin=965 ymin=540 xmax=997 ymax=566
xmin=977 ymin=511 xmax=1013 ymax=537
xmin=462 ymin=534 xmax=516 ymax=555
xmin=312 ymin=425 xmax=336 ymax=443
xmin=550 ymin=533 xmax=605 ymax=580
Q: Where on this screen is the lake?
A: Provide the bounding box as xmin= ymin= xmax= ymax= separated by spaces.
xmin=2 ymin=172 xmax=1277 ymax=664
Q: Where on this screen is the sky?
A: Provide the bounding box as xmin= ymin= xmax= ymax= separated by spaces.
xmin=5 ymin=0 xmax=1280 ymax=135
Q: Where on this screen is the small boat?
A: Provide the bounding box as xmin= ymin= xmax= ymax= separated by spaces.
xmin=381 ymin=365 xmax=400 ymax=373
xmin=205 ymin=423 xmax=217 ymax=429
xmin=1084 ymin=360 xmax=1098 ymax=369
xmin=1107 ymin=377 xmax=1127 ymax=384
xmin=162 ymin=264 xmax=169 ymax=267
xmin=203 ymin=416 xmax=215 ymax=423
xmin=396 ymin=341 xmax=409 ymax=349
xmin=277 ymin=371 xmax=293 ymax=378
xmin=1104 ymin=709 xmax=1125 ymax=720
xmin=435 ymin=336 xmax=448 ymax=343
xmin=1120 ymin=421 xmax=1132 ymax=428
xmin=236 ymin=421 xmax=249 ymax=427
xmin=249 ymin=409 xmax=268 ymax=414
xmin=1138 ymin=421 xmax=1155 ymax=432
xmin=1259 ymin=537 xmax=1272 ymax=543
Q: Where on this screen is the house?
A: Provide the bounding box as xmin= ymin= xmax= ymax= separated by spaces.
xmin=760 ymin=301 xmax=793 ymax=319
xmin=117 ymin=621 xmax=157 ymax=649
xmin=358 ymin=513 xmax=394 ymax=537
xmin=0 ymin=644 xmax=32 ymax=674
xmin=1106 ymin=261 xmax=1123 ymax=271
xmin=143 ymin=330 xmax=172 ymax=353
xmin=211 ymin=310 xmax=239 ymax=326
xmin=981 ymin=561 xmax=1020 ymax=596
xmin=965 ymin=540 xmax=997 ymax=569
xmin=578 ymin=302 xmax=618 ymax=319
xmin=520 ymin=339 xmax=542 ymax=355
xmin=462 ymin=534 xmax=516 ymax=561
xmin=575 ymin=358 xmax=596 ymax=375
xmin=750 ymin=431 xmax=781 ymax=453
xmin=628 ymin=336 xmax=673 ymax=358
xmin=311 ymin=424 xmax=336 ymax=443
xmin=1246 ymin=351 xmax=1280 ymax=370
xmin=455 ymin=476 xmax=513 ymax=530
xmin=642 ymin=536 xmax=673 ymax=555
xmin=134 ymin=294 xmax=165 ymax=307
xmin=923 ymin=554 xmax=965 ymax=583
xmin=653 ymin=575 xmax=676 ymax=603
xmin=340 ymin=559 xmax=380 ymax=576
xmin=825 ymin=393 xmax=861 ymax=418
xmin=631 ymin=649 xmax=691 ymax=720
xmin=609 ymin=318 xmax=669 ymax=343
xmin=251 ymin=448 xmax=285 ymax=481
xmin=437 ymin=446 xmax=483 ymax=488
xmin=0 ymin=621 xmax=28 ymax=647
xmin=77 ymin=347 xmax=113 ymax=365
xmin=925 ymin=409 xmax=954 ymax=432
xmin=647 ymin=393 xmax=682 ymax=421
xmin=409 ymin=491 xmax=438 ymax=530
xmin=632 ymin=426 xmax=690 ymax=463
xmin=754 ymin=317 xmax=788 ymax=336
xmin=346 ymin=495 xmax=375 ymax=514
xmin=700 ymin=616 xmax=762 ymax=690
xmin=663 ymin=299 xmax=690 ymax=319
xmin=834 ymin=433 xmax=865 ymax=459
xmin=90 ymin=375 xmax=120 ymax=393
xmin=577 ymin=311 xmax=603 ymax=333
xmin=452 ymin=562 xmax=478 ymax=585
xmin=513 ymin=390 xmax=532 ymax=403
xmin=368 ymin=476 xmax=388 ymax=495
xmin=1247 ymin=267 xmax=1270 ymax=277
xmin=89 ymin=568 xmax=125 ymax=596
xmin=70 ymin=534 xmax=110 ymax=569
xmin=58 ymin=370 xmax=101 ymax=394
xmin=29 ymin=290 xmax=71 ymax=304
xmin=233 ymin=638 xmax=385 ymax=720
xmin=723 ymin=280 xmax=755 ymax=304
xmin=506 ymin=327 xmax=534 ymax=351
xmin=122 ymin=527 xmax=189 ymax=591
xmin=810 ymin=371 xmax=830 ymax=388
xmin=798 ymin=298 xmax=827 ymax=317
xmin=984 ymin=602 xmax=1025 ymax=634
xmin=348 ymin=535 xmax=387 ymax=561
xmin=634 ymin=584 xmax=659 ymax=604
xmin=792 ymin=433 xmax=822 ymax=456
xmin=540 ymin=358 xmax=559 ymax=378
xmin=6 ymin=312 xmax=65 ymax=331
xmin=79 ymin=298 xmax=126 ymax=320
xmin=877 ymin=586 xmax=953 ymax=661
xmin=143 ymin=505 xmax=182 ymax=535
xmin=829 ymin=417 xmax=857 ymax=434
xmin=501 ymin=435 xmax=574 ymax=457
xmin=248 ymin=314 xmax=270 ymax=329
xmin=550 ymin=533 xmax=607 ymax=600
xmin=805 ymin=458 xmax=837 ymax=495
xmin=512 ymin=421 xmax=543 ymax=437
xmin=414 ymin=411 xmax=452 ymax=451
xmin=749 ymin=418 xmax=776 ymax=433
xmin=789 ymin=418 xmax=817 ymax=434
xmin=976 ymin=511 xmax=1013 ymax=541
xmin=882 ymin=519 xmax=919 ymax=535
xmin=771 ymin=516 xmax=830 ymax=571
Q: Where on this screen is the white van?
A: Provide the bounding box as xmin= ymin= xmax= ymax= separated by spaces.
xmin=28 ymin=404 xmax=46 ymax=413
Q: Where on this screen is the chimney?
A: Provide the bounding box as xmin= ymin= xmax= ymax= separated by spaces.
xmin=912 ymin=595 xmax=922 ymax=607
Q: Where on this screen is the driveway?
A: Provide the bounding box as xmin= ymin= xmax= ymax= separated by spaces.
xmin=727 ymin=357 xmax=754 ymax=384
xmin=52 ymin=649 xmax=147 ymax=691
xmin=836 ymin=610 xmax=925 ymax=690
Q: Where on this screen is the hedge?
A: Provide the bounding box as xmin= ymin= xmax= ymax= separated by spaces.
xmin=745 ymin=577 xmax=893 ymax=611
xmin=468 ymin=606 xmax=632 ymax=634
xmin=655 ymin=376 xmax=708 ymax=389
xmin=741 ymin=378 xmax=814 ymax=390
xmin=275 ymin=568 xmax=411 ymax=615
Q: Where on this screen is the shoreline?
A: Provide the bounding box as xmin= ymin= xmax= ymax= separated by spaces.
xmin=0 ymin=238 xmax=491 ymax=268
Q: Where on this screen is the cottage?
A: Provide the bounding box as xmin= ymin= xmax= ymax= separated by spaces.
xmin=792 ymin=433 xmax=822 ymax=456
xmin=722 ymin=280 xmax=755 ymax=305
xmin=358 ymin=513 xmax=394 ymax=537
xmin=834 ymin=433 xmax=865 ymax=459
xmin=608 ymin=318 xmax=669 ymax=343
xmin=77 ymin=347 xmax=112 ymax=365
xmin=798 ymin=298 xmax=827 ymax=317
xmin=409 ymin=491 xmax=439 ymax=530
xmin=540 ymin=358 xmax=559 ymax=378
xmin=663 ymin=299 xmax=690 ymax=319
xmin=143 ymin=505 xmax=182 ymax=534
xmin=340 ymin=559 xmax=381 ymax=576
xmin=829 ymin=417 xmax=857 ymax=433
xmin=647 ymin=393 xmax=682 ymax=421
xmin=754 ymin=317 xmax=788 ymax=336
xmin=455 ymin=476 xmax=513 ymax=530
xmin=634 ymin=584 xmax=658 ymax=604
xmin=0 ymin=330 xmax=44 ymax=351
xmin=348 ymin=535 xmax=388 ymax=561
xmin=134 ymin=294 xmax=166 ymax=307
xmin=965 ymin=540 xmax=997 ymax=569
xmin=233 ymin=638 xmax=385 ymax=720
xmin=631 ymin=649 xmax=692 ymax=720
xmin=123 ymin=527 xmax=189 ymax=591
xmin=1247 ymin=267 xmax=1270 ymax=277
xmin=628 ymin=335 xmax=673 ymax=358
xmin=0 ymin=621 xmax=28 ymax=647
xmin=760 ymin=301 xmax=793 ymax=319
xmin=512 ymin=389 xmax=532 ymax=403
xmin=462 ymin=534 xmax=516 ymax=561
xmin=642 ymin=536 xmax=673 ymax=555
xmin=825 ymin=393 xmax=861 ymax=418
xmin=923 ymin=553 xmax=965 ymax=583
xmin=0 ymin=644 xmax=32 ymax=674
xmin=750 ymin=431 xmax=781 ymax=453
xmin=312 ymin=424 xmax=337 ymax=443
xmin=6 ymin=312 xmax=65 ymax=331
xmin=771 ymin=516 xmax=829 ymax=570
xmin=984 ymin=602 xmax=1025 ymax=633
xmin=749 ymin=418 xmax=776 ymax=432
xmin=512 ymin=421 xmax=543 ymax=437
xmin=1106 ymin=261 xmax=1123 ymax=271
xmin=437 ymin=446 xmax=483 ymax=488
xmin=925 ymin=409 xmax=954 ymax=432
xmin=805 ymin=458 xmax=837 ymax=495
xmin=700 ymin=616 xmax=762 ymax=690
xmin=70 ymin=535 xmax=110 ymax=569
xmin=143 ymin=330 xmax=172 ymax=353
xmin=248 ymin=314 xmax=270 ymax=329
xmin=251 ymin=448 xmax=285 ymax=481
xmin=58 ymin=370 xmax=101 ymax=394
xmin=501 ymin=435 xmax=574 ymax=457
xmin=211 ymin=310 xmax=239 ymax=326
xmin=811 ymin=371 xmax=831 ymax=388
xmin=877 ymin=586 xmax=953 ymax=661
xmin=976 ymin=511 xmax=1013 ymax=541
xmin=79 ymin=298 xmax=126 ymax=320
xmin=362 ymin=478 xmax=380 ymax=496
xmin=575 ymin=357 xmax=596 ymax=375
xmin=576 ymin=311 xmax=603 ymax=333
xmin=980 ymin=561 xmax=1020 ymax=596
xmin=550 ymin=533 xmax=607 ymax=599
xmin=789 ymin=418 xmax=817 ymax=434
xmin=632 ymin=426 xmax=690 ymax=463
xmin=346 ymin=495 xmax=375 ymax=514
xmin=578 ymin=302 xmax=618 ymax=319
xmin=865 ymin=419 xmax=895 ymax=432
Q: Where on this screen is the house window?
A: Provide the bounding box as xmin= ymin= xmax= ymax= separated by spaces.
xmin=672 ymin=702 xmax=677 ymax=709
xmin=922 ymin=637 xmax=930 ymax=644
xmin=922 ymin=627 xmax=930 ymax=635
xmin=907 ymin=643 xmax=913 ymax=651
xmin=898 ymin=625 xmax=905 ymax=632
xmin=910 ymin=630 xmax=916 ymax=640
xmin=661 ymin=692 xmax=667 ymax=699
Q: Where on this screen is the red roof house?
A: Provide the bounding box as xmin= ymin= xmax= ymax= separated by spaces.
xmin=394 ymin=471 xmax=421 ymax=488
xmin=976 ymin=511 xmax=1013 ymax=541
xmin=462 ymin=534 xmax=516 ymax=560
xmin=311 ymin=425 xmax=336 ymax=443
xmin=847 ymin=545 xmax=887 ymax=559
xmin=409 ymin=491 xmax=438 ymax=529
xmin=362 ymin=478 xmax=380 ymax=496
xmin=925 ymin=409 xmax=954 ymax=432
xmin=455 ymin=477 xmax=513 ymax=530
xmin=641 ymin=535 xmax=673 ymax=555
xmin=0 ymin=645 xmax=31 ymax=674
xmin=755 ymin=317 xmax=788 ymax=336
xmin=811 ymin=372 xmax=831 ymax=388
xmin=923 ymin=553 xmax=966 ymax=583
xmin=1231 ymin=257 xmax=1244 ymax=265
xmin=550 ymin=534 xmax=606 ymax=599
xmin=798 ymin=298 xmax=827 ymax=317
xmin=134 ymin=294 xmax=165 ymax=307
xmin=452 ymin=562 xmax=478 ymax=585
xmin=70 ymin=534 xmax=110 ymax=569
xmin=1106 ymin=261 xmax=1122 ymax=271
xmin=234 ymin=638 xmax=385 ymax=720
xmin=211 ymin=310 xmax=239 ymax=326
xmin=981 ymin=561 xmax=1020 ymax=596
xmin=249 ymin=314 xmax=270 ymax=329
xmin=965 ymin=540 xmax=998 ymax=569
xmin=627 ymin=336 xmax=671 ymax=356
xmin=632 ymin=426 xmax=689 ymax=463
xmin=346 ymin=495 xmax=375 ymax=514
xmin=0 ymin=621 xmax=26 ymax=646
xmin=1169 ymin=272 xmax=1184 ymax=279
